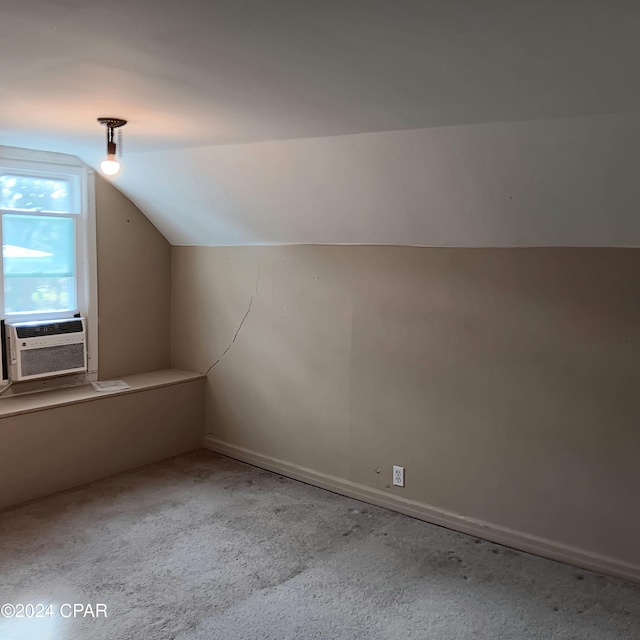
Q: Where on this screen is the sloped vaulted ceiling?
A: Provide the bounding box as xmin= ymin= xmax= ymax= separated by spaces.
xmin=2 ymin=0 xmax=640 ymax=246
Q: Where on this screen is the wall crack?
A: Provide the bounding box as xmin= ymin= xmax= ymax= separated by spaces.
xmin=203 ymin=261 xmax=263 ymax=376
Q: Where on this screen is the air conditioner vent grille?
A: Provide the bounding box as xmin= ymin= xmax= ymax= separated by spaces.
xmin=16 ymin=320 xmax=83 ymax=339
xmin=20 ymin=343 xmax=85 ymax=377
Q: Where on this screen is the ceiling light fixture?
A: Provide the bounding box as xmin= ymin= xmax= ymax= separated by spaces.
xmin=97 ymin=117 xmax=127 ymax=176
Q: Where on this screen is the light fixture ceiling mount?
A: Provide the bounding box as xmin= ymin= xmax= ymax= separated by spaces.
xmin=97 ymin=117 xmax=127 ymax=129
xmin=97 ymin=117 xmax=127 ymax=176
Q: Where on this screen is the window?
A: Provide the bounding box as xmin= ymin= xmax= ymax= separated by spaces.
xmin=0 ymin=146 xmax=98 ymax=380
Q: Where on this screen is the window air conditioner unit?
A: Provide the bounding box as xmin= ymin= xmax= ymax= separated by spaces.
xmin=5 ymin=317 xmax=87 ymax=382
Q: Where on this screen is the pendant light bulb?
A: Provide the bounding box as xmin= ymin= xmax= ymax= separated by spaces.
xmin=97 ymin=117 xmax=127 ymax=177
xmin=101 ymin=155 xmax=121 ymax=176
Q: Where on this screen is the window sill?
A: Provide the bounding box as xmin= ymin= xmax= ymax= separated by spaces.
xmin=0 ymin=369 xmax=204 ymax=419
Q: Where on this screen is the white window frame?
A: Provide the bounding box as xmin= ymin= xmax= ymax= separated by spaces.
xmin=0 ymin=145 xmax=98 ymax=383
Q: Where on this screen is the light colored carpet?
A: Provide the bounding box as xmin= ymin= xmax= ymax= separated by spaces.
xmin=0 ymin=449 xmax=638 ymax=640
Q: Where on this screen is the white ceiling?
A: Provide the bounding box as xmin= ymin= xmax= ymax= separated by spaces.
xmin=2 ymin=1 xmax=640 ymax=246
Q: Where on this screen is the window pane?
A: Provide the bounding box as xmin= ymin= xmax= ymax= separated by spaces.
xmin=0 ymin=174 xmax=71 ymax=213
xmin=2 ymin=214 xmax=77 ymax=315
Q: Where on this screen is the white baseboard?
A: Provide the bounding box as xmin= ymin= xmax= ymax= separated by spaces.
xmin=204 ymin=436 xmax=640 ymax=584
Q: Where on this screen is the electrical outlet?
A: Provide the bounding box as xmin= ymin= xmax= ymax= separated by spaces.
xmin=393 ymin=465 xmax=405 ymax=487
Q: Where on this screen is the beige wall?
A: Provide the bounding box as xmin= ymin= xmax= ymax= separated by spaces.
xmin=0 ymin=378 xmax=204 ymax=510
xmin=172 ymin=244 xmax=640 ymax=572
xmin=96 ymin=175 xmax=171 ymax=379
